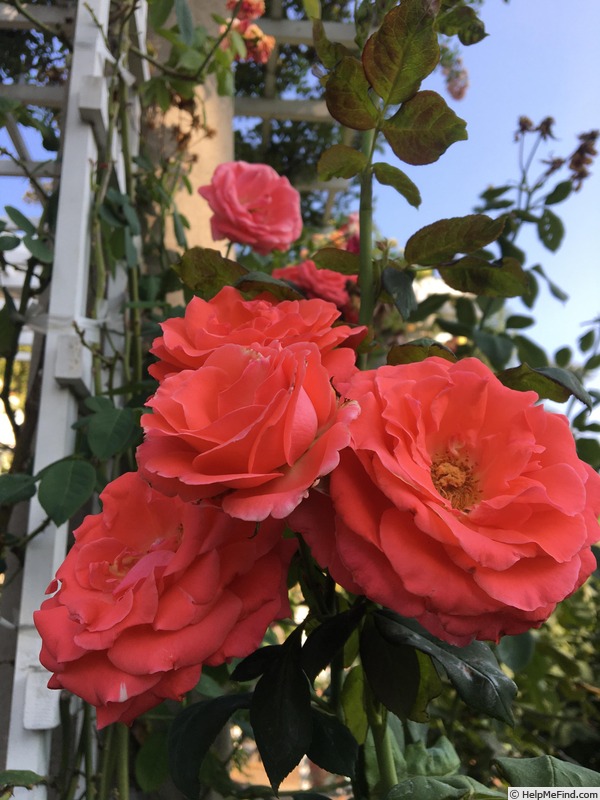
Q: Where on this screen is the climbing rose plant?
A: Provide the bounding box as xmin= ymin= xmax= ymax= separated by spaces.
xmin=29 ymin=0 xmax=600 ymax=797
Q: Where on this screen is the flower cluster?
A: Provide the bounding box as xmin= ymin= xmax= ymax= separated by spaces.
xmin=35 ymin=288 xmax=367 ymax=726
xmin=220 ymin=0 xmax=275 ymax=66
xmin=35 ymin=162 xmax=600 ymax=730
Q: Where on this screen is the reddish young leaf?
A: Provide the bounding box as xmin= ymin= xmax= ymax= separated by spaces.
xmin=382 ymin=90 xmax=467 ymax=165
xmin=363 ymin=0 xmax=439 ymax=105
xmin=325 ymin=56 xmax=379 ymax=130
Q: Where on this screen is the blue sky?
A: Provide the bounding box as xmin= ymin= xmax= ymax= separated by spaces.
xmin=374 ymin=0 xmax=600 ymax=365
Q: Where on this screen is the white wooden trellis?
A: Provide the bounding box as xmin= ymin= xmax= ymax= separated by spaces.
xmin=0 ymin=1 xmax=147 ymax=796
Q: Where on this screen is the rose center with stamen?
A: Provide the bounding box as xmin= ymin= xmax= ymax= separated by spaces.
xmin=430 ymin=451 xmax=481 ymax=512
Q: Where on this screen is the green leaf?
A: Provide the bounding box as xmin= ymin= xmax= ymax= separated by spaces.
xmin=405 ymin=215 xmax=505 ymax=266
xmin=317 ymin=144 xmax=368 ymax=180
xmin=169 ymin=694 xmax=251 ymax=800
xmin=0 ymin=234 xmax=21 ymax=251
xmin=554 ymin=345 xmax=572 ymax=367
xmin=387 ymin=338 xmax=457 ymax=366
xmin=382 ymin=268 xmax=418 ymax=320
xmin=86 ymin=406 xmax=138 ymax=460
xmin=505 ymin=314 xmax=534 ymax=330
xmin=409 ymin=293 xmax=450 ymax=322
xmin=496 ymin=631 xmax=535 ymax=673
xmin=174 ymin=0 xmax=194 ymax=45
xmin=512 ymin=334 xmax=549 ymax=368
xmin=234 ymin=270 xmax=304 ymax=301
xmin=98 ymin=203 xmax=124 ymax=228
xmin=307 ymin=708 xmax=358 ymax=779
xmin=360 ymin=617 xmax=421 ymax=719
xmin=362 ymin=0 xmax=439 ymax=105
xmin=499 ymin=236 xmax=525 ymax=265
xmin=479 ymin=185 xmax=511 ymax=202
xmin=38 ymin=459 xmax=96 ymax=526
xmin=387 ymin=774 xmax=506 ymax=799
xmin=176 ymin=48 xmax=205 ymax=73
xmin=405 ymin=736 xmax=460 ymax=778
xmin=122 ymin=202 xmax=141 ymax=236
xmin=148 ymin=0 xmax=174 ymax=30
xmin=577 ymin=438 xmax=600 ymax=469
xmin=578 ymin=329 xmax=595 ymax=352
xmin=436 ymin=6 xmax=487 ymax=46
xmin=0 ymin=770 xmax=46 ymax=790
xmin=585 ymin=353 xmax=600 ymax=371
xmin=312 ymin=19 xmax=351 ymax=69
xmin=301 ymin=605 xmax=367 ymax=683
xmin=0 ymin=97 xmax=21 ymax=121
xmin=325 ymin=56 xmax=379 ymax=131
xmin=530 ymin=264 xmax=568 ymax=302
xmin=439 ymin=256 xmax=528 ymax=297
xmin=455 ymin=296 xmax=477 ymax=326
xmin=174 ymin=247 xmax=248 ymax=298
xmin=303 ymin=0 xmax=321 ymax=19
xmin=409 ymin=651 xmax=443 ymax=722
xmin=84 ymin=396 xmax=113 ymax=413
xmin=0 ymin=289 xmax=18 ymax=357
xmin=494 ymin=755 xmax=600 ymax=788
xmin=386 ymin=775 xmax=466 ymax=800
xmin=135 ymin=730 xmax=170 ymax=792
xmin=0 ymin=473 xmax=37 ymax=506
xmin=4 ymin=206 xmax=36 ymax=235
xmin=373 ymin=163 xmax=421 ymax=208
xmin=311 ymin=247 xmax=360 ymax=276
xmin=172 ymin=208 xmax=188 ymax=248
xmin=22 ymin=235 xmax=53 ymax=263
xmin=230 ymin=645 xmax=282 ymax=682
xmin=473 ymin=331 xmax=513 ymax=370
xmin=341 ymin=666 xmax=369 ymax=745
xmin=375 ymin=611 xmax=517 ymax=725
xmin=497 ymin=363 xmax=593 ymax=410
xmin=382 ymin=90 xmax=467 ymax=166
xmin=545 ymin=179 xmax=572 ymax=205
xmin=537 ymin=208 xmax=565 ymax=252
xmin=250 ymin=631 xmax=313 ymax=792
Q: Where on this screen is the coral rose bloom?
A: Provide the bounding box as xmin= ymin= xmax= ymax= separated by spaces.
xmin=272 ymin=261 xmax=358 ymax=322
xmin=137 ymin=342 xmax=360 ymax=521
xmin=291 ymin=357 xmax=600 ymax=645
xmin=226 ymin=0 xmax=265 ymax=20
xmin=34 ymin=473 xmax=295 ymax=728
xmin=198 ymin=161 xmax=302 ymax=255
xmin=148 ymin=286 xmax=366 ymax=383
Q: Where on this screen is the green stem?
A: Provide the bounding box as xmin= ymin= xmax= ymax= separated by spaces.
xmin=83 ymin=703 xmax=97 ymax=800
xmin=359 ymin=130 xmax=376 ymax=334
xmin=97 ymin=724 xmax=115 ymax=800
xmin=116 ymin=723 xmax=130 ymax=800
xmin=366 ymin=685 xmax=398 ymax=795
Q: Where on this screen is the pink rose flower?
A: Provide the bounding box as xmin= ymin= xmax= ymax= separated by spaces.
xmin=148 ymin=286 xmax=366 ymax=383
xmin=272 ymin=261 xmax=358 ymax=322
xmin=226 ymin=0 xmax=265 ymax=21
xmin=137 ymin=342 xmax=360 ymax=521
xmin=34 ymin=472 xmax=295 ymax=728
xmin=290 ymin=357 xmax=600 ymax=645
xmin=238 ymin=22 xmax=275 ymax=64
xmin=198 ymin=162 xmax=302 ymax=255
